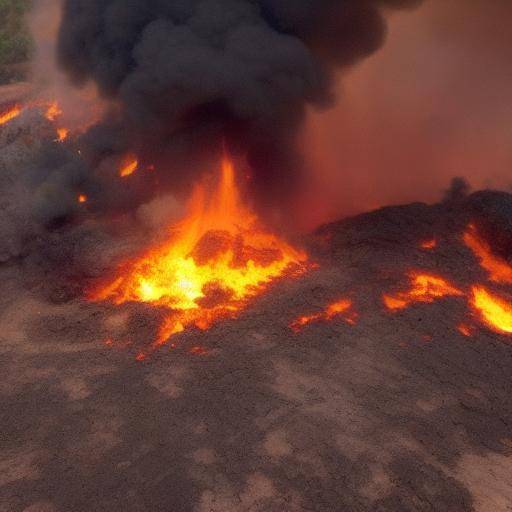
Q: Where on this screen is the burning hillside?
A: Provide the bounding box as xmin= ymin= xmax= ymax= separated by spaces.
xmin=2 ymin=1 xmax=512 ymax=511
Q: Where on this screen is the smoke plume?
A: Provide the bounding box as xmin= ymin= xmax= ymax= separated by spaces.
xmin=300 ymin=0 xmax=512 ymax=228
xmin=54 ymin=0 xmax=422 ymax=219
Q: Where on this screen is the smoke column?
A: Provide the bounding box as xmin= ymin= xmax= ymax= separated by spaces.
xmin=55 ymin=0 xmax=422 ymax=219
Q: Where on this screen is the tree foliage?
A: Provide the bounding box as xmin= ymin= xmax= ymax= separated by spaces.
xmin=0 ymin=0 xmax=32 ymax=67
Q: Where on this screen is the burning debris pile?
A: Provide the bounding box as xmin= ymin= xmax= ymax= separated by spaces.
xmin=90 ymin=155 xmax=308 ymax=358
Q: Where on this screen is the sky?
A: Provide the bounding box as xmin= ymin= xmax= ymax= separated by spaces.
xmin=300 ymin=0 xmax=512 ymax=225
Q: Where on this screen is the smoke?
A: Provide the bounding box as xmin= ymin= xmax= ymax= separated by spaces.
xmin=52 ymin=0 xmax=422 ymax=221
xmin=300 ymin=0 xmax=512 ymax=228
xmin=27 ymin=0 xmax=104 ymax=132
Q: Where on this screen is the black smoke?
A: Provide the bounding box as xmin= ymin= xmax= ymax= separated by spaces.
xmin=55 ymin=0 xmax=422 ymax=218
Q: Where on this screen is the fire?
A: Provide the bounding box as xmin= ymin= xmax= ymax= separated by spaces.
xmin=78 ymin=194 xmax=87 ymax=204
xmin=383 ymin=271 xmax=463 ymax=311
xmin=0 ymin=105 xmax=22 ymax=126
xmin=45 ymin=101 xmax=63 ymax=122
xmin=457 ymin=323 xmax=473 ymax=337
xmin=56 ymin=128 xmax=69 ymax=142
xmin=420 ymin=239 xmax=437 ymax=250
xmin=290 ymin=298 xmax=356 ymax=332
xmin=92 ymin=156 xmax=308 ymax=347
xmin=464 ymin=224 xmax=512 ymax=284
xmin=119 ymin=156 xmax=139 ymax=177
xmin=471 ymin=286 xmax=512 ymax=335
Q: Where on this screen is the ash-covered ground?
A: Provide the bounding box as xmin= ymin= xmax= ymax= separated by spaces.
xmin=1 ymin=112 xmax=512 ymax=512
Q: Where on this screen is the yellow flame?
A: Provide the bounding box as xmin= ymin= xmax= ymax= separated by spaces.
xmin=464 ymin=224 xmax=512 ymax=284
xmin=93 ymin=155 xmax=308 ymax=346
xmin=471 ymin=286 xmax=512 ymax=335
xmin=0 ymin=105 xmax=22 ymax=126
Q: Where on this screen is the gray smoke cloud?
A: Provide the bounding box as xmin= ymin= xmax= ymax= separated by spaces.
xmin=53 ymin=0 xmax=422 ymax=219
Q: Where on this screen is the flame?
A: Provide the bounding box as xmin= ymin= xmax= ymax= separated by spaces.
xmin=78 ymin=194 xmax=87 ymax=204
xmin=56 ymin=128 xmax=69 ymax=142
xmin=383 ymin=271 xmax=463 ymax=311
xmin=45 ymin=101 xmax=63 ymax=122
xmin=464 ymin=224 xmax=512 ymax=284
xmin=119 ymin=156 xmax=139 ymax=177
xmin=471 ymin=286 xmax=512 ymax=335
xmin=92 ymin=155 xmax=308 ymax=347
xmin=290 ymin=298 xmax=356 ymax=332
xmin=0 ymin=105 xmax=22 ymax=126
xmin=420 ymin=239 xmax=437 ymax=250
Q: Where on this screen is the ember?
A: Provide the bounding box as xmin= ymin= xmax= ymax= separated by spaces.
xmin=290 ymin=299 xmax=356 ymax=332
xmin=383 ymin=271 xmax=464 ymax=311
xmin=119 ymin=156 xmax=139 ymax=178
xmin=420 ymin=239 xmax=437 ymax=250
xmin=92 ymin=155 xmax=308 ymax=348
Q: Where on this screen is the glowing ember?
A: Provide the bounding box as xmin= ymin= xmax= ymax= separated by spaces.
xmin=119 ymin=156 xmax=139 ymax=177
xmin=290 ymin=298 xmax=356 ymax=332
xmin=190 ymin=346 xmax=209 ymax=356
xmin=420 ymin=239 xmax=437 ymax=250
xmin=0 ymin=105 xmax=22 ymax=126
xmin=457 ymin=324 xmax=473 ymax=337
xmin=92 ymin=156 xmax=308 ymax=347
xmin=471 ymin=286 xmax=512 ymax=335
xmin=45 ymin=101 xmax=63 ymax=122
xmin=464 ymin=224 xmax=512 ymax=284
xmin=78 ymin=194 xmax=88 ymax=204
xmin=56 ymin=128 xmax=69 ymax=142
xmin=383 ymin=271 xmax=463 ymax=311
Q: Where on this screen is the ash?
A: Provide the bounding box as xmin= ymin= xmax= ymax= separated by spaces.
xmin=1 ymin=115 xmax=512 ymax=512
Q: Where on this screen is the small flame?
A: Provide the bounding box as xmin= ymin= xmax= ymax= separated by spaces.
xmin=0 ymin=105 xmax=22 ymax=126
xmin=290 ymin=298 xmax=356 ymax=332
xmin=464 ymin=224 xmax=512 ymax=284
xmin=56 ymin=128 xmax=69 ymax=142
xmin=45 ymin=101 xmax=63 ymax=122
xmin=471 ymin=286 xmax=512 ymax=335
xmin=119 ymin=156 xmax=139 ymax=177
xmin=78 ymin=194 xmax=88 ymax=204
xmin=383 ymin=271 xmax=463 ymax=311
xmin=420 ymin=239 xmax=437 ymax=250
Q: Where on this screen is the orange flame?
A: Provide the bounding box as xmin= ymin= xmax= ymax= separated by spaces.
xmin=78 ymin=194 xmax=87 ymax=204
xmin=471 ymin=286 xmax=512 ymax=335
xmin=290 ymin=298 xmax=356 ymax=332
xmin=45 ymin=101 xmax=63 ymax=122
xmin=420 ymin=239 xmax=437 ymax=250
xmin=92 ymin=155 xmax=308 ymax=347
xmin=119 ymin=156 xmax=139 ymax=177
xmin=463 ymin=224 xmax=512 ymax=284
xmin=56 ymin=128 xmax=69 ymax=142
xmin=0 ymin=105 xmax=22 ymax=126
xmin=383 ymin=271 xmax=463 ymax=311
xmin=457 ymin=323 xmax=473 ymax=337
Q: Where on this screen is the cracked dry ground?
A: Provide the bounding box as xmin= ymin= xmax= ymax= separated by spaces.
xmin=2 ymin=194 xmax=512 ymax=512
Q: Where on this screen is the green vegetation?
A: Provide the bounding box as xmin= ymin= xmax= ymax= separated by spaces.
xmin=0 ymin=0 xmax=32 ymax=82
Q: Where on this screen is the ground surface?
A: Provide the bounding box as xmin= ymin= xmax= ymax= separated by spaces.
xmin=1 ymin=105 xmax=512 ymax=511
xmin=2 ymin=195 xmax=512 ymax=512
